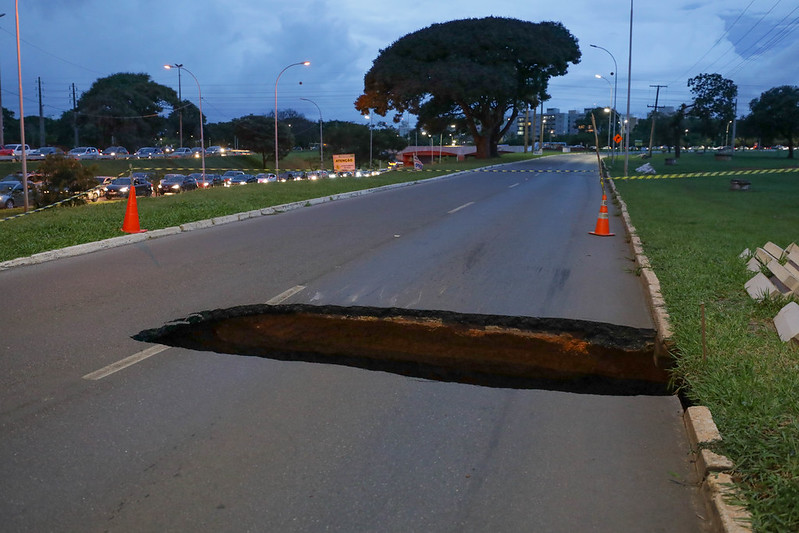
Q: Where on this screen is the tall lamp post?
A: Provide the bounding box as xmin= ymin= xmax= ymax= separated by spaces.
xmin=14 ymin=2 xmax=28 ymax=211
xmin=300 ymin=97 xmax=323 ymax=169
xmin=170 ymin=63 xmax=183 ymax=147
xmin=164 ymin=64 xmax=205 ymax=179
xmin=0 ymin=13 xmax=5 ymax=147
xmin=589 ymin=44 xmax=618 ymax=162
xmin=274 ymin=61 xmax=310 ymax=175
xmin=595 ymin=74 xmax=613 ymax=153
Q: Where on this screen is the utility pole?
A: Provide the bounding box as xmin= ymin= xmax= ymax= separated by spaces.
xmin=38 ymin=77 xmax=44 ymax=146
xmin=0 ymin=12 xmax=5 ymax=147
xmin=647 ymin=84 xmax=667 ymax=157
xmin=71 ymin=83 xmax=78 ymax=147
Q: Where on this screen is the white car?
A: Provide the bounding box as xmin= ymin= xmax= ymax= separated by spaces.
xmin=68 ymin=146 xmax=101 ymax=160
xmin=0 ymin=144 xmax=31 ymax=160
xmin=169 ymin=147 xmax=195 ymax=158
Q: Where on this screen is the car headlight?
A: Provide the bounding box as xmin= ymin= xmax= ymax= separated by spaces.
xmin=120 ymin=187 xmax=129 ymax=193
xmin=171 ymin=184 xmax=180 ymax=189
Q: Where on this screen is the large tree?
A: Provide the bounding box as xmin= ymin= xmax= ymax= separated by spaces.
xmin=355 ymin=17 xmax=580 ymax=159
xmin=687 ymin=73 xmax=737 ymax=146
xmin=76 ymin=73 xmax=178 ymax=149
xmin=748 ymin=85 xmax=799 ymax=159
xmin=232 ymin=114 xmax=294 ymax=169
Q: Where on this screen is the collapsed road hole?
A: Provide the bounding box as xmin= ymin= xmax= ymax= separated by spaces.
xmin=134 ymin=304 xmax=673 ymax=396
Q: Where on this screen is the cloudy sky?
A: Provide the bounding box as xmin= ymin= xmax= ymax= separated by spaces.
xmin=1 ymin=1 xmax=797 ymax=128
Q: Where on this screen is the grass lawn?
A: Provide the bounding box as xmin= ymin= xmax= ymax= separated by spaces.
xmin=612 ymin=151 xmax=799 ymax=532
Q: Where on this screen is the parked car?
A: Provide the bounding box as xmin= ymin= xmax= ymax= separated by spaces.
xmin=68 ymin=146 xmax=101 ymax=160
xmin=101 ymin=146 xmax=129 ymax=159
xmin=278 ymin=171 xmax=303 ymax=182
xmin=134 ymin=147 xmax=165 ymax=159
xmin=158 ymin=174 xmax=197 ymax=194
xmin=28 ymin=147 xmax=65 ymax=160
xmin=104 ymin=176 xmax=153 ymax=199
xmin=221 ymin=170 xmax=244 ymax=186
xmin=255 ymin=173 xmax=277 ymax=183
xmin=205 ymin=146 xmax=226 ymax=156
xmin=191 ymin=173 xmax=222 ymax=188
xmin=0 ymin=144 xmax=31 ymax=160
xmin=169 ymin=147 xmax=194 ymax=158
xmin=0 ymin=181 xmax=32 ymax=209
xmin=225 ymin=174 xmax=256 ymax=186
xmin=85 ymin=176 xmax=114 ymax=202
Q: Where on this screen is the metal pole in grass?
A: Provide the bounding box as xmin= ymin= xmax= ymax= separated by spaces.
xmin=300 ymin=97 xmax=323 ymax=169
xmin=14 ymin=1 xmax=28 ymax=212
xmin=165 ymin=65 xmax=205 ymax=181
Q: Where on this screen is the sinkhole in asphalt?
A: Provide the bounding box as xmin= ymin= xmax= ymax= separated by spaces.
xmin=134 ymin=304 xmax=672 ymax=396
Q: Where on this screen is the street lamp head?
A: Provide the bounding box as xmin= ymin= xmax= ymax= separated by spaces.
xmin=302 ymin=61 xmax=311 ymax=66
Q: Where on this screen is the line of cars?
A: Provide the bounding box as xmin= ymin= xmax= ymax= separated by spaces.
xmin=0 ymin=144 xmax=231 ymax=161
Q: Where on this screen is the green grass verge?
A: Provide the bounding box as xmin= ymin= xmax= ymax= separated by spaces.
xmin=0 ymin=152 xmax=546 ymax=262
xmin=613 ymin=151 xmax=799 ymax=532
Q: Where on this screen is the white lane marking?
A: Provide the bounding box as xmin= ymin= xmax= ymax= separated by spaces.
xmin=448 ymin=202 xmax=475 ymax=214
xmin=83 ymin=344 xmax=169 ymax=381
xmin=266 ymin=285 xmax=306 ymax=305
xmin=509 ymin=182 xmax=520 ymax=188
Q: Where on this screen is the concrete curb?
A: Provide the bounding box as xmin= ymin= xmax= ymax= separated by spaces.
xmin=0 ymin=171 xmax=468 ymax=272
xmin=608 ymin=178 xmax=752 ymax=533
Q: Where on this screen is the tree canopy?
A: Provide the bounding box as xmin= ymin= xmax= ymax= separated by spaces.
xmin=687 ymin=73 xmax=737 ymax=145
xmin=76 ymin=73 xmax=179 ymax=148
xmin=748 ymin=85 xmax=799 ymax=159
xmin=355 ymin=17 xmax=580 ymax=158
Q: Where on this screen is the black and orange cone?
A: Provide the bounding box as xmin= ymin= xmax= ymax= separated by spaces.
xmin=589 ymin=193 xmax=615 ymax=237
xmin=121 ymin=186 xmax=146 ymax=233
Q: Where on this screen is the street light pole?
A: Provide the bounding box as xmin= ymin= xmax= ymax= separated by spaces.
xmin=274 ymin=61 xmax=310 ymax=176
xmin=590 ymin=44 xmax=618 ymax=162
xmin=14 ymin=2 xmax=28 ymax=211
xmin=174 ymin=63 xmax=183 ymax=147
xmin=624 ymin=0 xmax=634 ymax=177
xmin=595 ymin=74 xmax=613 ymax=153
xmin=300 ymin=97 xmax=323 ymax=169
xmin=0 ymin=13 xmax=5 ymax=147
xmin=164 ymin=64 xmax=205 ymax=179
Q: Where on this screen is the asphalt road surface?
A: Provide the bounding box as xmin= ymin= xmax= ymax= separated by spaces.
xmin=0 ymin=154 xmax=706 ymax=532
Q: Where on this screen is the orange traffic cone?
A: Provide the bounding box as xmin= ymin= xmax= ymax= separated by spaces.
xmin=121 ymin=187 xmax=146 ymax=233
xmin=589 ymin=194 xmax=615 ymax=237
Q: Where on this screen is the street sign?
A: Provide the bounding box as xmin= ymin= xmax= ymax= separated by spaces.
xmin=613 ymin=134 xmax=622 ymax=144
xmin=333 ymin=154 xmax=356 ymax=172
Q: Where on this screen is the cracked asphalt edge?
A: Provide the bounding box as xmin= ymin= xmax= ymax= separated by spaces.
xmin=608 ymin=176 xmax=752 ymax=533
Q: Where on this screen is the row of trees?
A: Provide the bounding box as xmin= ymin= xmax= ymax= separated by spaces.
xmin=0 ymin=72 xmax=407 ymax=168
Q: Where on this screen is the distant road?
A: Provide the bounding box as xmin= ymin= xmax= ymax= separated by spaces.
xmin=0 ymin=154 xmax=705 ymax=532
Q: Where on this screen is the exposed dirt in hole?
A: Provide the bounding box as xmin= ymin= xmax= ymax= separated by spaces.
xmin=134 ymin=304 xmax=672 ymax=395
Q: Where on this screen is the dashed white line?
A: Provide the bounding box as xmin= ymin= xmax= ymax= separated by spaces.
xmin=266 ymin=285 xmax=306 ymax=304
xmin=448 ymin=202 xmax=475 ymax=214
xmin=509 ymin=183 xmax=520 ymax=188
xmin=83 ymin=344 xmax=169 ymax=381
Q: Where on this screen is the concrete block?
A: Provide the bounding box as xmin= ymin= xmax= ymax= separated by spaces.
xmin=787 ymin=249 xmax=799 ymax=269
xmin=774 ymin=302 xmax=799 ymax=343
xmin=684 ymin=405 xmax=722 ymax=445
xmin=767 ymin=260 xmax=799 ymax=293
xmin=738 ymin=248 xmax=751 ymax=259
xmin=703 ymin=473 xmax=752 ymax=533
xmin=763 ymin=241 xmax=785 ymax=260
xmin=745 ymin=272 xmax=779 ymax=300
xmin=786 ymin=242 xmax=798 ymax=254
xmin=698 ymin=448 xmax=735 ymax=474
xmin=755 ymin=247 xmax=777 ymax=265
xmin=745 ymin=257 xmax=761 ymax=273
